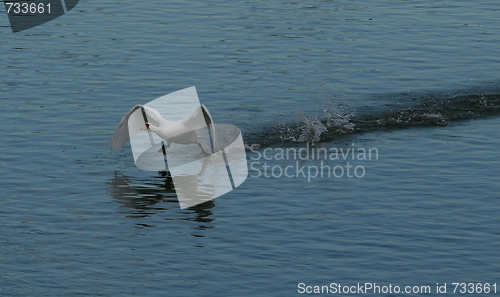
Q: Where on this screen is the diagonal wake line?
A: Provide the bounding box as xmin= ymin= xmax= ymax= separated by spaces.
xmin=245 ymin=93 xmax=500 ymax=147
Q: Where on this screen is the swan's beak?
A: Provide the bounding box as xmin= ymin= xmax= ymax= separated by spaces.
xmin=141 ymin=123 xmax=150 ymax=130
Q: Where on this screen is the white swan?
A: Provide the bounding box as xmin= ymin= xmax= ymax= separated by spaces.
xmin=110 ymin=104 xmax=216 ymax=155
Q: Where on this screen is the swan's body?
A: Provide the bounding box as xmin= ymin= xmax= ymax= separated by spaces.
xmin=110 ymin=104 xmax=216 ymax=155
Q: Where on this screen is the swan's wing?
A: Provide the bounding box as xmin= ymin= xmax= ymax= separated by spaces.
xmin=200 ymin=105 xmax=216 ymax=153
xmin=110 ymin=104 xmax=162 ymax=152
xmin=141 ymin=105 xmax=165 ymax=127
xmin=181 ymin=104 xmax=216 ymax=153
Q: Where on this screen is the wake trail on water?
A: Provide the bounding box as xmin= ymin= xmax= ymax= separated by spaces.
xmin=245 ymin=91 xmax=500 ymax=147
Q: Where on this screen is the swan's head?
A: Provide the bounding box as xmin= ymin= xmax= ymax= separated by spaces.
xmin=141 ymin=122 xmax=150 ymax=130
xmin=142 ymin=122 xmax=160 ymax=133
xmin=141 ymin=122 xmax=154 ymax=131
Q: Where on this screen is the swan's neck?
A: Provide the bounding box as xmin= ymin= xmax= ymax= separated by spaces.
xmin=148 ymin=124 xmax=161 ymax=134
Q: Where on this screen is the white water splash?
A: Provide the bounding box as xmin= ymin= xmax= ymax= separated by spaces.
xmin=295 ymin=112 xmax=328 ymax=143
xmin=285 ymin=95 xmax=355 ymax=143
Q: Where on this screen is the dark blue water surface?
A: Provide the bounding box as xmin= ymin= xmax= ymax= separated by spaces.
xmin=1 ymin=1 xmax=500 ymax=296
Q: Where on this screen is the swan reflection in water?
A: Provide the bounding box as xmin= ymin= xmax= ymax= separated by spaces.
xmin=107 ymin=171 xmax=215 ymax=232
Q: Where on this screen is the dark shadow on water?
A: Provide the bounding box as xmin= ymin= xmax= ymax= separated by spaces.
xmin=107 ymin=171 xmax=216 ymax=232
xmin=246 ymin=90 xmax=500 ymax=146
